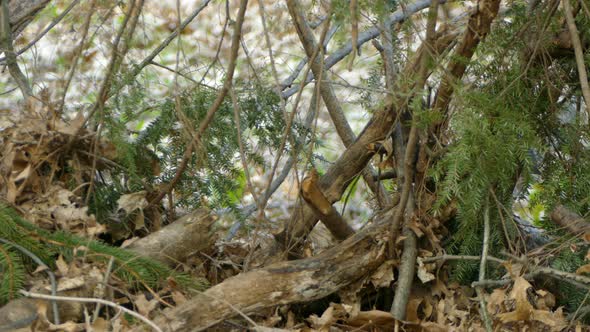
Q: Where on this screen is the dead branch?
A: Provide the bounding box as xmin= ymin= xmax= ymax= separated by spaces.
xmin=7 ymin=0 xmax=50 ymax=37
xmin=301 ymin=169 xmax=354 ymax=239
xmin=275 ymin=28 xmax=459 ymax=256
xmin=126 ymin=209 xmax=216 ymax=265
xmin=432 ymin=0 xmax=501 ymax=113
xmin=132 ymin=213 xmax=392 ymax=332
xmin=280 ymin=0 xmax=449 ymax=99
xmin=562 ymin=0 xmax=590 ymax=119
xmin=287 ymin=0 xmax=389 ymax=208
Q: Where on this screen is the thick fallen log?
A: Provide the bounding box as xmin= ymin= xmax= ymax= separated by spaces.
xmin=126 ymin=208 xmax=216 ymax=265
xmin=133 ymin=211 xmax=393 ymax=332
xmin=0 ymin=209 xmax=217 ymax=330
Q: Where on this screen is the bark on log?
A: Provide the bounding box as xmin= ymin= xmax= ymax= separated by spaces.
xmin=126 ymin=208 xmax=216 ymax=265
xmin=550 ymin=205 xmax=589 ymax=235
xmin=0 ymin=208 xmax=217 ymax=330
xmin=133 ymin=211 xmax=393 ymax=332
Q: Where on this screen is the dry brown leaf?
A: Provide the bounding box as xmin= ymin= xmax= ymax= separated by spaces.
xmin=347 ymin=310 xmax=394 ymax=327
xmin=487 ymin=288 xmax=507 ymax=314
xmin=406 ymin=298 xmax=423 ymax=323
xmin=498 ymin=277 xmax=534 ymax=322
xmin=417 ymin=257 xmax=436 ymax=283
xmin=576 ymin=264 xmax=590 ymax=275
xmin=171 ymin=290 xmax=187 ymax=306
xmin=134 ymin=294 xmax=158 ymax=317
xmin=307 ymin=306 xmax=336 ymax=331
xmin=55 ymin=255 xmax=69 ymax=276
xmin=117 ymin=191 xmax=148 ymax=214
xmin=370 ymin=260 xmax=395 ymax=288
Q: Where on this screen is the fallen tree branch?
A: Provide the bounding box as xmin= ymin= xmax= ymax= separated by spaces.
xmin=0 ymin=209 xmax=217 ymax=330
xmin=423 ymin=253 xmax=590 ymax=290
xmin=132 ymin=212 xmax=393 ymax=331
xmin=126 ymin=209 xmax=216 ymax=265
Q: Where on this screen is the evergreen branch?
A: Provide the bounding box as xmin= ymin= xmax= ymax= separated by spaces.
xmin=0 ymin=238 xmax=60 ymax=324
xmin=148 ymin=0 xmax=249 ymax=208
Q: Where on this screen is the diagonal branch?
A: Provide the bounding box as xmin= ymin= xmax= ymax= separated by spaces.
xmin=562 ymin=0 xmax=590 ymax=119
xmin=281 ymin=0 xmax=448 ymax=99
xmin=432 ymin=0 xmax=501 ymax=113
xmin=286 ymin=0 xmax=390 ymax=211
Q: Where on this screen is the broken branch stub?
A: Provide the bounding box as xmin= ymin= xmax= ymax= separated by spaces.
xmin=301 ymin=169 xmax=354 ymax=240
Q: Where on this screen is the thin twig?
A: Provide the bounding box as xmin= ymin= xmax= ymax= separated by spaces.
xmin=562 ymin=0 xmax=590 ymax=120
xmin=92 ymin=256 xmax=115 ymax=322
xmin=477 ymin=197 xmax=494 ymax=332
xmin=59 ymin=0 xmax=96 ymax=112
xmin=19 ymin=289 xmax=161 ymax=332
xmin=131 ymin=0 xmax=212 ymax=83
xmin=85 ymin=0 xmax=143 ymax=205
xmin=280 ymin=0 xmax=448 ymax=99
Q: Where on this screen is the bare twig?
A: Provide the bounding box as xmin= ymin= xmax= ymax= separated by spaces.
xmin=477 ymin=197 xmax=494 ymax=332
xmin=287 ymin=0 xmax=389 ymax=209
xmin=225 ymin=86 xmax=319 ymax=240
xmin=425 ymin=253 xmax=590 ymax=290
xmin=0 ymin=0 xmax=32 ymax=98
xmin=562 ymin=0 xmax=590 ymax=119
xmin=92 ymin=256 xmax=115 ymax=323
xmin=59 ymin=0 xmax=96 ymax=112
xmin=19 ymin=290 xmax=161 ymax=332
xmin=132 ymin=0 xmax=212 ymax=82
xmin=280 ymin=0 xmax=448 ymax=99
xmin=230 ymin=87 xmax=261 ymax=212
xmin=390 ymin=1 xmax=439 ymax=320
xmin=85 ymin=0 xmax=143 ymax=205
